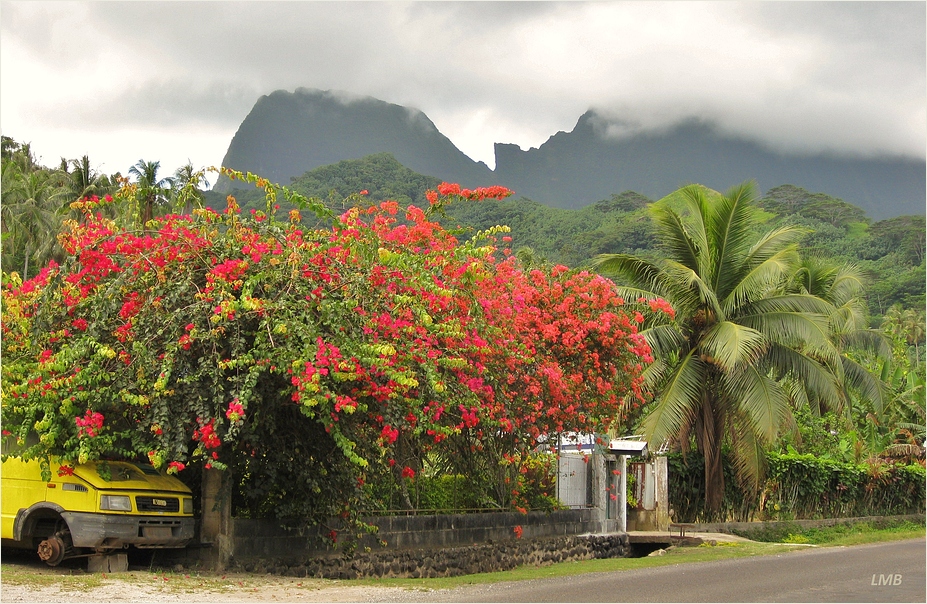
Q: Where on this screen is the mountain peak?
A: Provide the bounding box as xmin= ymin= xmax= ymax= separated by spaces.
xmin=215 ymin=88 xmax=492 ymax=192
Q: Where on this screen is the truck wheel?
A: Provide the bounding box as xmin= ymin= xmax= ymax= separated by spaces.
xmin=37 ymin=534 xmax=67 ymax=566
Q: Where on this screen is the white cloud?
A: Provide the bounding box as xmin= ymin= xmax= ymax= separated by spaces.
xmin=1 ymin=1 xmax=923 ymax=175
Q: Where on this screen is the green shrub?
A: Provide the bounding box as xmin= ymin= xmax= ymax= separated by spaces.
xmin=414 ymin=474 xmax=483 ymax=511
xmin=668 ymin=451 xmax=926 ymax=522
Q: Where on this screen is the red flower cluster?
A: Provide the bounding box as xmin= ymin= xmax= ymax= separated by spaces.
xmin=641 ymin=296 xmax=676 ymax=319
xmin=194 ymin=419 xmax=222 ymax=449
xmin=225 ymin=400 xmax=245 ymax=422
xmin=380 ymin=425 xmax=399 ymax=444
xmin=210 ymin=259 xmax=249 ymax=283
xmin=426 ymin=183 xmax=512 ymax=205
xmin=75 ymin=409 xmax=104 ymax=438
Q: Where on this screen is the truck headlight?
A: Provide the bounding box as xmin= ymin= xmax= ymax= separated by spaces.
xmin=100 ymin=495 xmax=132 ymax=511
xmin=182 ymin=497 xmax=193 ymax=515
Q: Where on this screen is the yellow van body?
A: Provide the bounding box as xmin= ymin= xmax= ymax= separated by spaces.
xmin=1 ymin=457 xmax=194 ymax=565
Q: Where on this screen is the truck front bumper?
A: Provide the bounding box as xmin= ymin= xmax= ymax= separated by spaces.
xmin=61 ymin=512 xmax=195 ymax=549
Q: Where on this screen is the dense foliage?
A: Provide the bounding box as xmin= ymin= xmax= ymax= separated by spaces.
xmin=1 ymin=171 xmax=666 ymax=531
xmin=2 ymin=139 xmax=922 ymax=525
xmin=668 ymin=450 xmax=926 ymax=523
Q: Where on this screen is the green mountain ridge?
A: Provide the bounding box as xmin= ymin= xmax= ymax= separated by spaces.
xmin=215 ymin=88 xmax=925 ymax=221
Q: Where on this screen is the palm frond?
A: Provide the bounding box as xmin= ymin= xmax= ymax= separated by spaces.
xmin=640 ymin=323 xmax=687 ymax=361
xmin=652 ymin=204 xmax=705 ymax=275
xmin=723 ymin=364 xmax=791 ymax=444
xmin=722 ymin=246 xmax=801 ymax=314
xmin=677 ymin=185 xmax=711 ymax=262
xmin=737 ymin=308 xmax=833 ymax=352
xmin=592 ymin=254 xmax=666 ymax=296
xmin=726 ymin=409 xmax=770 ymax=495
xmin=761 ymin=344 xmax=843 ymax=412
xmin=708 ymin=181 xmax=758 ymax=296
xmin=640 ymin=355 xmax=671 ymax=390
xmin=828 ymin=301 xmax=866 ymax=338
xmin=828 ymin=278 xmax=866 ymax=311
xmin=740 ymin=293 xmax=835 ymax=317
xmin=840 ymin=355 xmax=887 ymax=416
xmin=699 ymin=321 xmax=767 ymax=372
xmin=782 ymin=375 xmax=811 ymax=412
xmin=745 ymin=225 xmax=809 ymax=267
xmin=641 ymin=351 xmax=707 ymax=445
xmin=663 ymin=260 xmax=721 ymax=317
xmin=838 ymin=327 xmax=892 ymax=361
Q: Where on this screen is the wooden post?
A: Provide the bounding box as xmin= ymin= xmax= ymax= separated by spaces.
xmin=654 ymin=455 xmax=670 ymax=531
xmin=200 ymin=468 xmax=232 ymax=570
xmin=618 ymin=454 xmax=628 ymax=533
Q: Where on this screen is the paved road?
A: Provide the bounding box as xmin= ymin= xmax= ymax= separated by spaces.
xmin=390 ymin=538 xmax=926 ymax=603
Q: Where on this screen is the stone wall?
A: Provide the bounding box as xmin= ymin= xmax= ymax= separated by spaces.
xmin=180 ymin=457 xmax=614 ymax=573
xmin=214 ymin=508 xmax=629 ymax=578
xmin=232 ymin=533 xmax=629 ymax=579
xmin=231 ymin=508 xmax=599 ymax=562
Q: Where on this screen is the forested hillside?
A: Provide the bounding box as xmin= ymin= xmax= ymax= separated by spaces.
xmin=217 ymin=152 xmax=923 ymax=317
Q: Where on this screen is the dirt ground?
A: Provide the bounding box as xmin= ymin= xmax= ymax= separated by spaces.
xmin=0 ymin=571 xmax=415 ymax=603
xmin=0 ymin=550 xmax=416 ymax=603
xmin=0 ymin=579 xmax=410 ymax=603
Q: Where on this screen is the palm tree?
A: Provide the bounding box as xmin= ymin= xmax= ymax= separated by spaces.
xmin=787 ymin=257 xmax=889 ymax=416
xmin=901 ymin=308 xmax=925 ymax=365
xmin=65 ymin=155 xmax=113 ymax=204
xmin=882 ymin=305 xmax=926 ymax=365
xmin=1 ymin=167 xmax=65 ymax=277
xmin=128 ymin=159 xmax=174 ymax=227
xmin=593 ymin=182 xmax=843 ymax=515
xmin=171 ymin=162 xmax=209 ymax=215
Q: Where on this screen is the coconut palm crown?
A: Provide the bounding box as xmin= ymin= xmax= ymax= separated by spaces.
xmin=594 ymin=181 xmax=846 ymax=515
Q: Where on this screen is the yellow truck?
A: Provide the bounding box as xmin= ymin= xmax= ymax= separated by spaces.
xmin=1 ymin=457 xmax=195 ymax=567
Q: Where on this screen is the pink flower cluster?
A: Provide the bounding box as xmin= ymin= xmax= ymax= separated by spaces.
xmin=225 ymin=400 xmax=245 ymax=422
xmin=75 ymin=409 xmax=104 ymax=438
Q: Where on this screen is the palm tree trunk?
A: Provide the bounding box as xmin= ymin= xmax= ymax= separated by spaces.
xmin=142 ymin=194 xmax=154 ymax=227
xmin=696 ymin=394 xmax=725 ymax=519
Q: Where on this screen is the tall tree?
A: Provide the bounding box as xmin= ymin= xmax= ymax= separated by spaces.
xmin=64 ymin=155 xmax=113 ymax=205
xmin=171 ymin=162 xmax=209 ymax=215
xmin=128 ymin=159 xmax=174 ymax=227
xmin=0 ymin=167 xmax=64 ymax=277
xmin=787 ymin=257 xmax=889 ymax=416
xmin=883 ymin=304 xmax=926 ymax=366
xmin=594 ymin=181 xmax=844 ymax=516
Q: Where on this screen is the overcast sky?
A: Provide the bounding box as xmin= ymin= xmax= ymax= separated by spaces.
xmin=1 ymin=1 xmax=924 ymax=185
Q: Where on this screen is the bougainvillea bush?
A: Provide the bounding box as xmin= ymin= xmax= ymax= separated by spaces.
xmin=1 ymin=169 xmax=670 ymax=530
